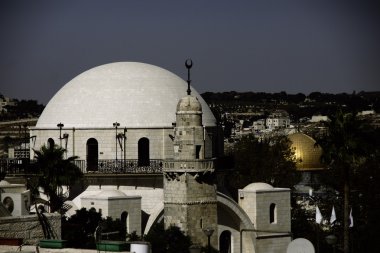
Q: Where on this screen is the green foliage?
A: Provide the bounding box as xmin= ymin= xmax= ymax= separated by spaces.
xmin=145 ymin=223 xmax=192 ymax=253
xmin=30 ymin=144 xmax=83 ymax=213
xmin=227 ymin=134 xmax=298 ymax=196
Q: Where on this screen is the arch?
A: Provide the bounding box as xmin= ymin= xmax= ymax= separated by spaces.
xmin=121 ymin=211 xmax=129 ymax=237
xmin=138 ymin=137 xmax=150 ymax=166
xmin=86 ymin=138 xmax=98 ymax=171
xmin=270 ymin=203 xmax=277 ymax=224
xmin=220 ymin=230 xmax=232 ymax=253
xmin=47 ymin=138 xmax=55 ymax=149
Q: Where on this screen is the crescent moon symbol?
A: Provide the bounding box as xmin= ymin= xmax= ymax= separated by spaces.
xmin=185 ymin=59 xmax=193 ymax=69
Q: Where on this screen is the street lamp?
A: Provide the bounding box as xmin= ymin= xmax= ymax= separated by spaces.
xmin=113 ymin=122 xmax=120 ymax=163
xmin=203 ymin=227 xmax=214 ymax=253
xmin=57 ymin=122 xmax=64 ymax=147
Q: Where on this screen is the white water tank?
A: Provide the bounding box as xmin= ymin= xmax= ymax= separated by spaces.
xmin=130 ymin=242 xmax=150 ymax=253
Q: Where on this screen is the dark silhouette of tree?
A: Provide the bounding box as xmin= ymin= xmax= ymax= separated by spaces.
xmin=227 ymin=135 xmax=299 ymax=197
xmin=145 ymin=223 xmax=192 ymax=253
xmin=31 ymin=144 xmax=82 ymax=213
xmin=316 ymin=110 xmax=377 ymax=253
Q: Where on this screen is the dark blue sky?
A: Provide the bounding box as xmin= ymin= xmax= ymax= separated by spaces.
xmin=1 ymin=0 xmax=379 ymax=105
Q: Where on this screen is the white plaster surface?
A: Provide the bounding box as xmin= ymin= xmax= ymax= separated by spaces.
xmin=35 ymin=62 xmax=216 ymax=129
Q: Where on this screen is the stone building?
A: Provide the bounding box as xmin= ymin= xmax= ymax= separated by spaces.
xmin=25 ymin=61 xmax=292 ymax=253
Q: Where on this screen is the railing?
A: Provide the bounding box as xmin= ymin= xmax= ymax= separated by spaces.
xmin=0 ymin=158 xmax=163 ymax=175
xmin=0 ymin=158 xmax=32 ymax=174
xmin=73 ymin=159 xmax=163 ymax=174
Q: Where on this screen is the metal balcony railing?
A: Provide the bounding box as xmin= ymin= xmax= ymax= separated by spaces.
xmin=0 ymin=158 xmax=163 ymax=175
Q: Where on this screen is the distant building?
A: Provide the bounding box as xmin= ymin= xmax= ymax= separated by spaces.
xmin=253 ymin=119 xmax=266 ymax=131
xmin=309 ymin=115 xmax=329 ymax=123
xmin=266 ymin=111 xmax=290 ymax=129
xmin=0 ymin=96 xmax=17 ymax=112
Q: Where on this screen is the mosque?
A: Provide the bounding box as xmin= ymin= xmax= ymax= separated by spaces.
xmin=23 ymin=61 xmax=294 ymax=253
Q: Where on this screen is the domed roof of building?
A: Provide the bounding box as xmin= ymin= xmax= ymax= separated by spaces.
xmin=176 ymin=95 xmax=202 ymax=113
xmin=97 ymin=189 xmax=127 ymax=198
xmin=288 ymin=133 xmax=324 ymax=171
xmin=0 ymin=180 xmax=10 ymax=186
xmin=36 ymin=62 xmax=216 ymax=128
xmin=243 ymin=182 xmax=274 ymax=191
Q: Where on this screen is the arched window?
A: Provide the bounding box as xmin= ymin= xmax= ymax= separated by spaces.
xmin=138 ymin=137 xmax=150 ymax=166
xmin=219 ymin=230 xmax=232 ymax=253
xmin=87 ymin=138 xmax=98 ymax=171
xmin=270 ymin=203 xmax=277 ymax=224
xmin=47 ymin=138 xmax=55 ymax=150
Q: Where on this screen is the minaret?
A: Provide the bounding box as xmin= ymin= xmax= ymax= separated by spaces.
xmin=163 ymin=59 xmax=218 ymax=248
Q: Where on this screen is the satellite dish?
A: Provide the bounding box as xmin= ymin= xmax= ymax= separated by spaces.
xmin=3 ymin=196 xmax=14 ymax=213
xmin=287 ymin=238 xmax=315 ymax=253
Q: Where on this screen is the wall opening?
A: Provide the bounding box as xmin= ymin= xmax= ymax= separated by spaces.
xmin=196 ymin=145 xmax=201 ymax=159
xmin=270 ymin=203 xmax=277 ymax=224
xmin=219 ymin=230 xmax=232 ymax=253
xmin=86 ymin=138 xmax=98 ymax=171
xmin=138 ymin=137 xmax=150 ymax=166
xmin=47 ymin=138 xmax=55 ymax=150
xmin=121 ymin=211 xmax=129 ymax=236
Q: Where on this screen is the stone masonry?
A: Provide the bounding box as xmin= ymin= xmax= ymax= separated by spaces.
xmin=0 ymin=213 xmax=61 ymax=245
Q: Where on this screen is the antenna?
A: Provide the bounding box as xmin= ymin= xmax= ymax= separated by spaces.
xmin=185 ymin=59 xmax=193 ymax=95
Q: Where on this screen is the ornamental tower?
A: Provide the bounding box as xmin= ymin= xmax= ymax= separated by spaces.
xmin=163 ymin=60 xmax=217 ymax=248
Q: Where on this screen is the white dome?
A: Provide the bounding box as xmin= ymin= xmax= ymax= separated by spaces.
xmin=243 ymin=182 xmax=274 ymax=191
xmin=0 ymin=180 xmax=10 ymax=186
xmin=97 ymin=189 xmax=127 ymax=198
xmin=36 ymin=62 xmax=216 ymax=128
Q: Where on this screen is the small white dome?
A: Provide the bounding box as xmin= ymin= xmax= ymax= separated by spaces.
xmin=0 ymin=180 xmax=10 ymax=186
xmin=243 ymin=182 xmax=274 ymax=191
xmin=97 ymin=189 xmax=127 ymax=198
xmin=36 ymin=62 xmax=216 ymax=128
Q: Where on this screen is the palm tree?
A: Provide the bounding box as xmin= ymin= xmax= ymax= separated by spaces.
xmin=316 ymin=110 xmax=373 ymax=253
xmin=32 ymin=144 xmax=83 ymax=213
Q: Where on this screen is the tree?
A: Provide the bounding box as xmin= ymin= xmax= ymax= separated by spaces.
xmin=145 ymin=223 xmax=192 ymax=253
xmin=316 ymin=110 xmax=377 ymax=253
xmin=31 ymin=144 xmax=83 ymax=213
xmin=227 ymin=134 xmax=299 ymax=197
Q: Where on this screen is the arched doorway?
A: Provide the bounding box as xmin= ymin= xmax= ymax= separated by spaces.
xmin=86 ymin=138 xmax=98 ymax=171
xmin=121 ymin=211 xmax=129 ymax=238
xmin=47 ymin=138 xmax=55 ymax=150
xmin=220 ymin=230 xmax=232 ymax=253
xmin=138 ymin=137 xmax=150 ymax=166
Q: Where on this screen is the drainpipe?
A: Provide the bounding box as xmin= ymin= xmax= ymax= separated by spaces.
xmin=72 ymin=127 xmax=75 ymax=157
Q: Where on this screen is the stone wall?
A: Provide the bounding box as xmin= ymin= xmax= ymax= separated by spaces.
xmin=0 ymin=213 xmax=61 ymax=245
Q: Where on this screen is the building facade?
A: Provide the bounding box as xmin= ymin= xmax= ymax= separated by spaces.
xmin=26 ymin=62 xmax=292 ymax=253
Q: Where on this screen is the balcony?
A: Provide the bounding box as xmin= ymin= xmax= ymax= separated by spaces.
xmin=0 ymin=159 xmax=163 ymax=175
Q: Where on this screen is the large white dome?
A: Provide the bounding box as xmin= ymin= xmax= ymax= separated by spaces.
xmin=36 ymin=62 xmax=216 ymax=128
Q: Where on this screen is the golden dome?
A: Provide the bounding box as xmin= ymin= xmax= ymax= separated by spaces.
xmin=288 ymin=133 xmax=324 ymax=171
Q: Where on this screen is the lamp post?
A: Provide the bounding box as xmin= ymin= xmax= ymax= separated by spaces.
xmin=57 ymin=122 xmax=64 ymax=147
xmin=203 ymin=227 xmax=214 ymax=253
xmin=113 ymin=122 xmax=120 ymax=164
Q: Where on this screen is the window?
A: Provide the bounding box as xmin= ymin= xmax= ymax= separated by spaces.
xmin=196 ymin=145 xmax=201 ymax=159
xmin=47 ymin=138 xmax=55 ymax=150
xmin=270 ymin=203 xmax=277 ymax=224
xmin=138 ymin=137 xmax=150 ymax=166
xmin=86 ymin=138 xmax=98 ymax=171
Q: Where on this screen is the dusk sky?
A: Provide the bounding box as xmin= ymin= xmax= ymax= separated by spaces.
xmin=1 ymin=0 xmax=379 ymax=105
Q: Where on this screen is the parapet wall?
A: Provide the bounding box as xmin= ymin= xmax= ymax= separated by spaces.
xmin=0 ymin=213 xmax=61 ymax=245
